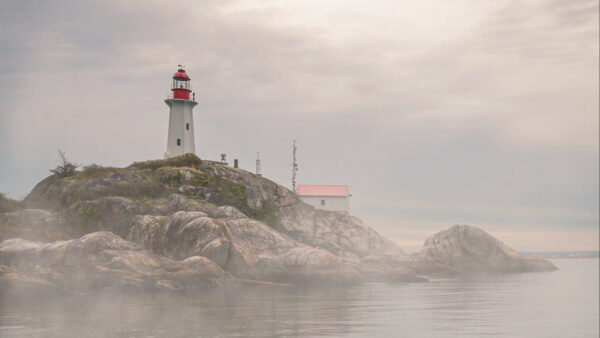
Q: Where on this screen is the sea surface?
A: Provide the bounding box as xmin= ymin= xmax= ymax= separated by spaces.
xmin=1 ymin=259 xmax=598 ymax=337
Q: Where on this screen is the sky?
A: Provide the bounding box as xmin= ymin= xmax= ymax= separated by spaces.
xmin=0 ymin=0 xmax=598 ymax=252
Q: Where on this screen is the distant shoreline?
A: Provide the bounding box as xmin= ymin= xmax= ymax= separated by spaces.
xmin=520 ymin=251 xmax=599 ymax=259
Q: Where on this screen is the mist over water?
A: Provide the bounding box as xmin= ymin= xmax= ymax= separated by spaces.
xmin=1 ymin=259 xmax=597 ymax=337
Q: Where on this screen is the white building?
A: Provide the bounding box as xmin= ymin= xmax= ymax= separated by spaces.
xmin=165 ymin=67 xmax=198 ymax=158
xmin=296 ymin=184 xmax=350 ymax=213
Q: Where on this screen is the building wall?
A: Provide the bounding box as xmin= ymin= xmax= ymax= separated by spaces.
xmin=165 ymin=99 xmax=198 ymax=158
xmin=298 ymin=196 xmax=349 ymax=213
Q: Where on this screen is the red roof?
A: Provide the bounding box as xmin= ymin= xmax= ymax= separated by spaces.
xmin=296 ymin=184 xmax=349 ymax=197
xmin=173 ymin=68 xmax=190 ymax=80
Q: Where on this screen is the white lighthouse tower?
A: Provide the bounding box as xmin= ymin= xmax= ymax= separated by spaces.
xmin=164 ymin=66 xmax=198 ymax=158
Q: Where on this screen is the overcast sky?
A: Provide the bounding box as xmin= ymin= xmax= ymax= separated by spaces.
xmin=1 ymin=0 xmax=598 ymax=252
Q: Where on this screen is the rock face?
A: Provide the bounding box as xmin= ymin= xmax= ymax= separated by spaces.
xmin=0 ymin=209 xmax=73 ymax=242
xmin=0 ymin=232 xmax=224 ymax=293
xmin=158 ymin=211 xmax=367 ymax=284
xmin=18 ymin=157 xmax=407 ymax=280
xmin=276 ymin=203 xmax=405 ymax=263
xmin=0 ymin=155 xmax=558 ymax=293
xmin=412 ymin=225 xmax=557 ymax=274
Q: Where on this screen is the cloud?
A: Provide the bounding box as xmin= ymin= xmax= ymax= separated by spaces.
xmin=0 ymin=0 xmax=597 ymax=251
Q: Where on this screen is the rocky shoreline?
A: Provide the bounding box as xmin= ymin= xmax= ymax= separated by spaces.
xmin=0 ymin=155 xmax=556 ymax=294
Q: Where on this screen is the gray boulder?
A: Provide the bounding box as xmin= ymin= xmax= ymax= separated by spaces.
xmin=412 ymin=225 xmax=557 ymax=274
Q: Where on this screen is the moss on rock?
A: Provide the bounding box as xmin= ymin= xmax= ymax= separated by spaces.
xmin=247 ymin=202 xmax=278 ymax=227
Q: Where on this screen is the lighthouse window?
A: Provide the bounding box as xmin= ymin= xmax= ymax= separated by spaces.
xmin=177 ymin=139 xmax=181 ymax=146
xmin=186 ymin=123 xmax=189 ymax=130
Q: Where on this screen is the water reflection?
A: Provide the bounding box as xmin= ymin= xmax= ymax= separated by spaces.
xmin=1 ymin=259 xmax=598 ymax=337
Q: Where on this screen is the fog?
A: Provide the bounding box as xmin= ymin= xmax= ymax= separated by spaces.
xmin=0 ymin=1 xmax=599 ymax=336
xmin=0 ymin=0 xmax=598 ymax=252
xmin=1 ymin=259 xmax=598 ymax=337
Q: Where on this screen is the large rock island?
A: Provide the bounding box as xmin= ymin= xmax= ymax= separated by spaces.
xmin=410 ymin=224 xmax=557 ymax=275
xmin=0 ymin=155 xmax=556 ymax=294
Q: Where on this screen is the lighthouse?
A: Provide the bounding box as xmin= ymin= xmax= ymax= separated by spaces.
xmin=164 ymin=66 xmax=198 ymax=158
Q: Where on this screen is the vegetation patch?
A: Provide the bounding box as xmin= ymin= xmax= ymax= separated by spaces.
xmin=155 ymin=167 xmax=184 ymax=185
xmin=130 ymin=154 xmax=202 ymax=170
xmin=154 ymin=167 xmax=209 ymax=187
xmin=205 ymin=176 xmax=278 ymax=227
xmin=110 ymin=181 xmax=165 ymax=199
xmin=154 ymin=216 xmax=169 ymax=227
xmin=78 ymin=164 xmax=121 ymax=179
xmin=78 ymin=206 xmax=100 ymax=221
xmin=76 ymin=205 xmax=101 ymax=233
xmin=0 ymin=217 xmax=17 ymax=228
xmin=247 ymin=202 xmax=278 ymax=227
xmin=0 ymin=214 xmax=76 ymax=242
xmin=208 ymin=176 xmax=247 ymax=210
xmin=50 ymin=149 xmax=80 ymax=178
xmin=133 ymin=198 xmax=154 ymax=214
xmin=191 ymin=170 xmax=209 ymax=186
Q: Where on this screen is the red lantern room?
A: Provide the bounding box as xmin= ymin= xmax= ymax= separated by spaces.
xmin=172 ymin=66 xmax=192 ymax=100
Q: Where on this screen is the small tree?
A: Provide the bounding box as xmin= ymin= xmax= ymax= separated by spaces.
xmin=50 ymin=149 xmax=80 ymax=177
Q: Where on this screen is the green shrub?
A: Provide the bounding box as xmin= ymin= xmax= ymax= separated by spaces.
xmin=173 ymin=170 xmax=183 ymax=184
xmin=78 ymin=206 xmax=100 ymax=220
xmin=205 ymin=176 xmax=278 ymax=227
xmin=247 ymin=202 xmax=278 ymax=227
xmin=191 ymin=170 xmax=209 ymax=186
xmin=209 ymin=176 xmax=247 ymax=209
xmin=50 ymin=149 xmax=80 ymax=178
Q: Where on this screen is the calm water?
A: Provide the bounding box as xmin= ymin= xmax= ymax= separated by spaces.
xmin=1 ymin=259 xmax=598 ymax=337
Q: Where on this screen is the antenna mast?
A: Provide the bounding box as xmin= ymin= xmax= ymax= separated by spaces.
xmin=256 ymin=151 xmax=262 ymax=176
xmin=292 ymin=140 xmax=298 ymax=193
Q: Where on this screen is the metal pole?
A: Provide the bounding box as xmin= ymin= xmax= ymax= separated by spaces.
xmin=292 ymin=140 xmax=298 ymax=193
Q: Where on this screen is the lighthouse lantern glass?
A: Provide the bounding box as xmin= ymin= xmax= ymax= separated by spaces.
xmin=173 ymin=79 xmax=190 ymax=90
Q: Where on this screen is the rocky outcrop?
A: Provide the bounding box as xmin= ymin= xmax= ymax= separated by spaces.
xmin=0 ymin=264 xmax=70 ymax=298
xmin=276 ymin=203 xmax=405 ymax=263
xmin=127 ymin=210 xmax=369 ymax=284
xmin=0 ymin=209 xmax=74 ymax=242
xmin=0 ymin=232 xmax=224 ymax=293
xmin=22 ymin=158 xmax=406 ymax=272
xmin=1 ymin=155 xmax=558 ymax=293
xmin=0 ymin=193 xmax=24 ymax=213
xmin=194 ymin=163 xmax=405 ymax=263
xmin=411 ymin=225 xmax=557 ymax=274
xmin=196 ymin=163 xmax=297 ymax=210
